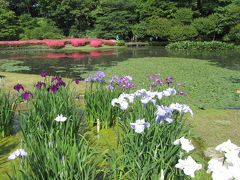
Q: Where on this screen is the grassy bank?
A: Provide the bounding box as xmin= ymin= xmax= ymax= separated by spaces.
xmin=0 ymin=45 xmax=126 ymax=54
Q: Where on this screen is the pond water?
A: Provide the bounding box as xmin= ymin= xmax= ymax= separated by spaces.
xmin=0 ymin=47 xmax=240 ymax=79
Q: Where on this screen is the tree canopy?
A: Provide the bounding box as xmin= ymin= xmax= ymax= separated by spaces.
xmin=0 ymin=0 xmax=239 ymax=43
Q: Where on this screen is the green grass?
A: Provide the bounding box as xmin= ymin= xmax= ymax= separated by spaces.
xmin=100 ymin=57 xmax=240 ymax=109
xmin=191 ymin=109 xmax=240 ymax=147
xmin=0 ymin=44 xmax=125 ymax=54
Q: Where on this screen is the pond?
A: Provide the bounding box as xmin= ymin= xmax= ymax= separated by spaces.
xmin=0 ymin=47 xmax=240 ymax=79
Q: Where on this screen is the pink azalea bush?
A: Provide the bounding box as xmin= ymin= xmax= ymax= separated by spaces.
xmin=89 ymin=40 xmax=103 ymax=48
xmin=42 ymin=40 xmax=66 ymax=49
xmin=101 ymin=39 xmax=115 ymax=46
xmin=0 ymin=38 xmax=116 ymax=49
xmin=67 ymin=38 xmax=89 ymax=47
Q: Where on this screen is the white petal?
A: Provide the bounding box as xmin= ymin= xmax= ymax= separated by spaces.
xmin=134 ymin=124 xmax=145 ymax=133
xmin=8 ymin=153 xmax=17 ymax=160
xmin=120 ymin=100 xmax=128 ymax=110
xmin=215 ymin=139 xmax=240 ymax=153
xmin=111 ymin=98 xmax=118 ymax=106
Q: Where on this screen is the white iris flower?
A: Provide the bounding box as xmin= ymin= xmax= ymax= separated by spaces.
xmin=175 ymin=156 xmax=202 ymax=178
xmin=130 ymin=119 xmax=150 ymax=133
xmin=55 ymin=114 xmax=67 ymax=122
xmin=8 ymin=149 xmax=28 ymax=160
xmin=174 ymin=137 xmax=195 ymax=153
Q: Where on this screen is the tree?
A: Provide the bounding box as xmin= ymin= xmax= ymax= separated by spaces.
xmin=215 ymin=4 xmax=240 ymax=33
xmin=224 ymin=23 xmax=240 ymax=44
xmin=93 ymin=0 xmax=137 ymax=39
xmin=8 ymin=0 xmax=39 ymax=16
xmin=132 ymin=21 xmax=148 ymax=40
xmin=146 ymin=17 xmax=174 ymax=40
xmin=135 ymin=0 xmax=177 ymax=20
xmin=38 ymin=0 xmax=98 ymax=36
xmin=174 ymin=8 xmax=193 ymax=25
xmin=193 ymin=14 xmax=222 ymax=40
xmin=168 ymin=25 xmax=198 ymax=41
xmin=0 ymin=9 xmax=19 ymax=40
xmin=19 ymin=14 xmax=64 ymax=40
xmin=0 ymin=0 xmax=9 ymax=9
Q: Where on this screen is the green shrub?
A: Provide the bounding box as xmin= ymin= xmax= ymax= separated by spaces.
xmin=166 ymin=41 xmax=237 ymax=50
xmin=115 ymin=40 xmax=125 ymax=46
xmin=168 ymin=25 xmax=198 ymax=42
xmin=225 ymin=23 xmax=240 ymax=44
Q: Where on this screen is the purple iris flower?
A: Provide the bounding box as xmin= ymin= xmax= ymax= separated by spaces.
xmin=47 ymin=85 xmax=58 ymax=93
xmin=96 ymin=71 xmax=106 ymax=79
xmin=177 ymin=90 xmax=187 ymax=96
xmin=106 ymin=84 xmax=114 ymax=90
xmin=95 ymin=71 xmax=106 ymax=82
xmin=118 ymin=76 xmax=132 ymax=84
xmin=155 ymin=78 xmax=163 ymax=84
xmin=40 ymin=71 xmax=48 ymax=77
xmin=155 ymin=105 xmax=173 ymax=124
xmin=51 ymin=76 xmax=62 ymax=82
xmin=35 ymin=81 xmax=46 ymax=89
xmin=148 ymin=84 xmax=157 ymax=89
xmin=14 ymin=84 xmax=24 ymax=92
xmin=73 ymin=79 xmax=81 ymax=84
xmin=21 ymin=91 xmax=33 ymax=101
xmin=119 ymin=82 xmax=134 ymax=89
xmin=56 ymin=80 xmax=66 ymax=87
xmin=165 ymin=76 xmax=174 ymax=85
xmin=109 ymin=76 xmax=119 ymax=84
xmin=85 ymin=71 xmax=106 ymax=83
xmin=85 ymin=75 xmax=94 ymax=82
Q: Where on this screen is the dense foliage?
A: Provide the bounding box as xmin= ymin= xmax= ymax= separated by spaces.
xmin=166 ymin=41 xmax=237 ymax=50
xmin=0 ymin=0 xmax=239 ymax=43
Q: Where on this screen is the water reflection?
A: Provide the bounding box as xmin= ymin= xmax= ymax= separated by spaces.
xmin=0 ymin=47 xmax=239 ymax=78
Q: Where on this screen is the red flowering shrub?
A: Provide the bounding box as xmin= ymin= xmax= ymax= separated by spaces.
xmin=67 ymin=38 xmax=89 ymax=47
xmin=0 ymin=38 xmax=115 ymax=49
xmin=43 ymin=40 xmax=65 ymax=49
xmin=101 ymin=39 xmax=116 ymax=46
xmin=89 ymin=40 xmax=103 ymax=48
